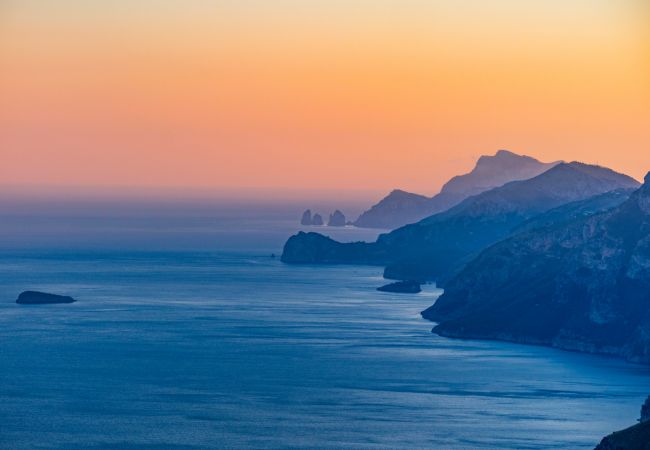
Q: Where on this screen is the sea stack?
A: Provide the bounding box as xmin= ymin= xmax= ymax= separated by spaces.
xmin=300 ymin=209 xmax=313 ymax=225
xmin=327 ymin=210 xmax=346 ymax=227
xmin=16 ymin=291 xmax=76 ymax=304
xmin=641 ymin=396 xmax=650 ymax=423
xmin=377 ymin=281 xmax=422 ymax=293
xmin=311 ymin=213 xmax=324 ymax=226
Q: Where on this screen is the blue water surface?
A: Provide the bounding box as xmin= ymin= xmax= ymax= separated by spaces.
xmin=1 ymin=203 xmax=649 ymax=449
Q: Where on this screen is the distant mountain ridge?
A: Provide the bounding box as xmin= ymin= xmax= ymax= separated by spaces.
xmin=440 ymin=150 xmax=561 ymax=197
xmin=354 ymin=150 xmax=560 ymax=229
xmin=282 ymin=162 xmax=640 ymax=283
xmin=381 ymin=162 xmax=640 ymax=280
xmin=423 ymin=171 xmax=650 ymax=364
xmin=511 ymin=189 xmax=634 ymax=235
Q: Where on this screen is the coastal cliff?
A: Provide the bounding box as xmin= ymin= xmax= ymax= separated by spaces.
xmin=595 ymin=397 xmax=650 ymax=449
xmin=424 ymin=172 xmax=650 ymax=364
xmin=281 ymin=232 xmax=388 ymax=265
xmin=595 ymin=421 xmax=650 ymax=450
xmin=283 ymin=162 xmax=639 ymax=283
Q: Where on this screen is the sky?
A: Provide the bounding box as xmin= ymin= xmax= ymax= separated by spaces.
xmin=1 ymin=0 xmax=649 ymax=198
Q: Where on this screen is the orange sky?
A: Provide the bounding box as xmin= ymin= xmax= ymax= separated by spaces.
xmin=1 ymin=0 xmax=649 ymax=197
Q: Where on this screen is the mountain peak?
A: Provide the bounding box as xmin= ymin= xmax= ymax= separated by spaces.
xmin=383 ymin=189 xmax=429 ymax=202
xmin=476 ymin=149 xmax=529 ymax=165
xmin=388 ymin=189 xmax=415 ymax=197
xmin=492 ymin=149 xmax=527 ymax=160
xmin=538 ymin=162 xmax=640 ymax=188
xmin=441 ymin=150 xmax=559 ymax=196
xmin=353 ymin=150 xmax=566 ymax=230
xmin=539 ymin=161 xmax=583 ymax=176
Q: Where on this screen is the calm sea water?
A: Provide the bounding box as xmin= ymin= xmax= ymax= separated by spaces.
xmin=1 ymin=201 xmax=650 ymax=449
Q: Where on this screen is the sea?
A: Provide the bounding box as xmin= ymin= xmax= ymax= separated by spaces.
xmin=1 ymin=197 xmax=649 ymax=449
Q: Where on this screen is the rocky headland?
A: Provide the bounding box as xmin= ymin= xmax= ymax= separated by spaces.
xmin=595 ymin=396 xmax=650 ymax=449
xmin=284 ymin=162 xmax=639 ymax=283
xmin=423 ymin=172 xmax=650 ymax=364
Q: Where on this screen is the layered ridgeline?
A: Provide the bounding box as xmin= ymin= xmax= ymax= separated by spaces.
xmin=511 ymin=189 xmax=634 ymax=235
xmin=423 ymin=172 xmax=650 ymax=364
xmin=354 ymin=150 xmax=560 ymax=229
xmin=282 ymin=162 xmax=640 ymax=283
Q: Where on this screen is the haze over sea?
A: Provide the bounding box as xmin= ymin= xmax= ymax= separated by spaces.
xmin=1 ymin=198 xmax=649 ymax=449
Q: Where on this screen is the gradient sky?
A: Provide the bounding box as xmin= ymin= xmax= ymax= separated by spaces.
xmin=1 ymin=0 xmax=649 ymax=197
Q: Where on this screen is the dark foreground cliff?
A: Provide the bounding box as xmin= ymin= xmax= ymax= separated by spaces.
xmin=424 ymin=172 xmax=650 ymax=364
xmin=596 ymin=397 xmax=650 ymax=449
xmin=595 ymin=421 xmax=650 ymax=450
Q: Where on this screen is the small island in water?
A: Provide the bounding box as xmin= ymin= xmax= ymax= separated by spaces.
xmin=377 ymin=280 xmax=421 ymax=293
xmin=16 ymin=291 xmax=76 ymax=305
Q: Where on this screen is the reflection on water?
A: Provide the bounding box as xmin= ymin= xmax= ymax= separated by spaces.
xmin=1 ymin=249 xmax=649 ymax=449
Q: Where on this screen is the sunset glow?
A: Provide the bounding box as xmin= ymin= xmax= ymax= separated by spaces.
xmin=2 ymin=0 xmax=649 ymax=196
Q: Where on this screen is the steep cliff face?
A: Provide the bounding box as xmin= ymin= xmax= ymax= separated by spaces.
xmin=379 ymin=162 xmax=640 ymax=281
xmin=311 ymin=214 xmax=324 ymax=226
xmin=596 ymin=421 xmax=650 ymax=450
xmin=511 ymin=189 xmax=633 ymax=235
xmin=327 ymin=210 xmax=346 ymax=227
xmin=424 ymin=172 xmax=650 ymax=364
xmin=300 ymin=209 xmax=313 ymax=225
xmin=596 ymin=397 xmax=650 ymax=449
xmin=283 ymin=163 xmax=640 ymax=283
xmin=353 ymin=150 xmax=559 ymax=229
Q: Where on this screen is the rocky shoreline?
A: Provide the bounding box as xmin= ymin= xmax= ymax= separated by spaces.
xmin=428 ymin=324 xmax=644 ymax=364
xmin=595 ymin=397 xmax=650 ymax=449
xmin=421 ymin=172 xmax=650 ymax=366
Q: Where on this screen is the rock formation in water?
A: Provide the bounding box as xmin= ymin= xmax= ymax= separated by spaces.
xmin=283 ymin=162 xmax=639 ymax=283
xmin=354 ymin=150 xmax=561 ymax=229
xmin=311 ymin=213 xmax=324 ymax=226
xmin=377 ymin=281 xmax=421 ymax=293
xmin=16 ymin=291 xmax=76 ymax=304
xmin=641 ymin=396 xmax=650 ymax=423
xmin=327 ymin=210 xmax=346 ymax=227
xmin=595 ymin=397 xmax=650 ymax=449
xmin=300 ymin=209 xmax=313 ymax=225
xmin=423 ymin=172 xmax=650 ymax=364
